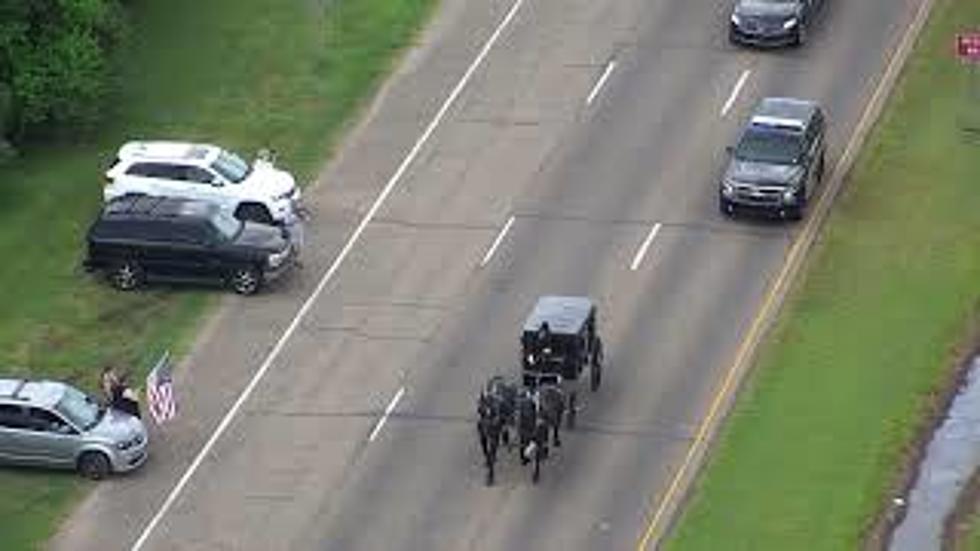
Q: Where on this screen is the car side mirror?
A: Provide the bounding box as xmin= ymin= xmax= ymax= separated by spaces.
xmin=212 ymin=180 xmax=224 ymax=187
xmin=725 ymin=145 xmax=735 ymax=155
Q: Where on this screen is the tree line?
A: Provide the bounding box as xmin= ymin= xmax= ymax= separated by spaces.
xmin=0 ymin=0 xmax=127 ymax=152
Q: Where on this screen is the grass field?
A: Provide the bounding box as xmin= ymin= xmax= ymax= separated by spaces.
xmin=0 ymin=0 xmax=437 ymax=548
xmin=665 ymin=0 xmax=980 ymax=549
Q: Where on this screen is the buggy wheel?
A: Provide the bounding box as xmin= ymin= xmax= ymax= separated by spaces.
xmin=590 ymin=339 xmax=603 ymax=392
xmin=567 ymin=392 xmax=577 ymax=429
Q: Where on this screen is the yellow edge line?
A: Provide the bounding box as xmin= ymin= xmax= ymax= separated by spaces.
xmin=635 ymin=1 xmax=937 ymax=548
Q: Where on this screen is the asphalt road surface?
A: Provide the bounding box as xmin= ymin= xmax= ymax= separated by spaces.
xmin=53 ymin=0 xmax=927 ymax=549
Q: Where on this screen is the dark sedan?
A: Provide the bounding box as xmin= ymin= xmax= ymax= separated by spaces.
xmin=729 ymin=0 xmax=823 ymax=47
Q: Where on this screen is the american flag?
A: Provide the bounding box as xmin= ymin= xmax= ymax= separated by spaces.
xmin=146 ymin=351 xmax=177 ymax=424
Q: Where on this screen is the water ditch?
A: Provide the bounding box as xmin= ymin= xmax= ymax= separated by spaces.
xmin=889 ymin=357 xmax=980 ymax=551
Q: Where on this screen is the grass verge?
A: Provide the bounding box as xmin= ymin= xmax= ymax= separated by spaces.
xmin=665 ymin=0 xmax=980 ymax=548
xmin=0 ymin=0 xmax=437 ymax=548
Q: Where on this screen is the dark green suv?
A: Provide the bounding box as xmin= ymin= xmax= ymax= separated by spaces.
xmin=719 ymin=97 xmax=826 ymax=221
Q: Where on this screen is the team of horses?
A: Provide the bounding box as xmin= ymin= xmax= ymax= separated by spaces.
xmin=476 ymin=374 xmax=567 ymax=485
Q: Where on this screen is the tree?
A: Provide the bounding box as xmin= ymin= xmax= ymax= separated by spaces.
xmin=0 ymin=0 xmax=126 ymax=144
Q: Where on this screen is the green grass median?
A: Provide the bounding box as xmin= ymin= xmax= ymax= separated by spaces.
xmin=0 ymin=0 xmax=436 ymax=548
xmin=666 ymin=0 xmax=980 ymax=549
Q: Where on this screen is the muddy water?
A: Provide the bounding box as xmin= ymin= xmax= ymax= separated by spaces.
xmin=889 ymin=357 xmax=980 ymax=551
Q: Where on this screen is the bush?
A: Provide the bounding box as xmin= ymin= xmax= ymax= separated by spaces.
xmin=0 ymin=0 xmax=126 ymax=143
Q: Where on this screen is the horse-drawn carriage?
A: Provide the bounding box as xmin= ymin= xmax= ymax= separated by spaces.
xmin=521 ymin=295 xmax=603 ymax=427
xmin=476 ymin=296 xmax=605 ymax=484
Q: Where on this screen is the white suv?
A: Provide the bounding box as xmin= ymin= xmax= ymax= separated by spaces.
xmin=104 ymin=141 xmax=301 ymax=224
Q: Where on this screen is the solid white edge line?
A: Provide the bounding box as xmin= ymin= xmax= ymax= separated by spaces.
xmin=368 ymin=386 xmax=406 ymax=442
xmin=586 ymin=60 xmax=617 ymax=105
xmin=630 ymin=223 xmax=662 ymax=271
xmin=130 ymin=1 xmax=526 ymax=549
xmin=480 ymin=215 xmax=516 ymax=266
xmin=720 ymin=69 xmax=751 ymax=117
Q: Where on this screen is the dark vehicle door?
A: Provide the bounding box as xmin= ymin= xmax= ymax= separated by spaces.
xmin=134 ymin=220 xmax=187 ymax=279
xmin=167 ymin=220 xmax=224 ymax=281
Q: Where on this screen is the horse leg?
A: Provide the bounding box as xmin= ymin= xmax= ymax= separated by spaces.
xmin=532 ymin=449 xmax=541 ymax=484
xmin=486 ymin=433 xmax=497 ymax=486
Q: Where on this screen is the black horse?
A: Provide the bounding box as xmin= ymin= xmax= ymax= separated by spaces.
xmin=516 ymin=378 xmax=566 ymax=483
xmin=476 ymin=375 xmax=517 ymax=485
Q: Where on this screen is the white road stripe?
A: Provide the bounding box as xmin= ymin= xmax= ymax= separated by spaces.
xmin=130 ymin=1 xmax=526 ymax=549
xmin=630 ymin=223 xmax=662 ymax=271
xmin=480 ymin=215 xmax=515 ymax=266
xmin=586 ymin=60 xmax=617 ymax=105
xmin=368 ymin=386 xmax=406 ymax=442
xmin=720 ymin=69 xmax=751 ymax=117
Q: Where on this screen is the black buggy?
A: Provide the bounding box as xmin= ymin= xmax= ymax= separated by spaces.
xmin=520 ymin=296 xmax=604 ymax=427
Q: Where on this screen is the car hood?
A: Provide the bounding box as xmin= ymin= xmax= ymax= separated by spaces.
xmin=89 ymin=408 xmax=146 ymax=444
xmin=726 ymin=159 xmax=803 ymax=186
xmin=735 ymin=1 xmax=799 ymax=18
xmin=233 ymin=221 xmax=289 ymax=252
xmin=241 ymin=160 xmax=297 ymax=199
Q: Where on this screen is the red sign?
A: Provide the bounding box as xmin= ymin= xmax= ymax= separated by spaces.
xmin=957 ymin=32 xmax=980 ymax=62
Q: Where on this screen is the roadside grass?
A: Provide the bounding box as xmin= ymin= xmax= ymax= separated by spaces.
xmin=966 ymin=510 xmax=980 ymax=551
xmin=665 ymin=0 xmax=980 ymax=549
xmin=0 ymin=0 xmax=437 ymax=548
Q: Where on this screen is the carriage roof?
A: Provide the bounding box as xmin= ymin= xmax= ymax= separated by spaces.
xmin=522 ymin=296 xmax=595 ymax=336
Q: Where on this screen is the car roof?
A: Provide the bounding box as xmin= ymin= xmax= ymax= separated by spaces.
xmin=102 ymin=195 xmax=218 ymax=221
xmin=523 ymin=296 xmax=595 ymax=335
xmin=0 ymin=378 xmax=66 ymax=409
xmin=750 ymin=97 xmax=818 ymax=132
xmin=116 ymin=141 xmax=220 ymax=164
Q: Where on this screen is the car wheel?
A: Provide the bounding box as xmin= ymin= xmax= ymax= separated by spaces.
xmin=817 ymin=151 xmax=826 ymax=181
xmin=719 ymin=197 xmax=734 ymax=217
xmin=728 ymin=27 xmax=741 ymax=46
xmin=111 ymin=260 xmax=143 ymax=291
xmin=78 ymin=451 xmax=111 ymax=480
xmin=795 ymin=22 xmax=808 ymax=46
xmin=785 ymin=206 xmax=804 ymax=221
xmin=229 ymin=266 xmax=261 ymax=295
xmin=236 ymin=203 xmax=274 ymax=225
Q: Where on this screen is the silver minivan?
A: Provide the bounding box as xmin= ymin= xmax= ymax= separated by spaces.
xmin=0 ymin=378 xmax=148 ymax=479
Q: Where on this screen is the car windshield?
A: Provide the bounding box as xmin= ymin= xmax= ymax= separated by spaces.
xmin=55 ymin=387 xmax=103 ymax=430
xmin=210 ymin=150 xmax=251 ymax=183
xmin=734 ymin=127 xmax=804 ymax=164
xmin=210 ymin=210 xmax=243 ymax=240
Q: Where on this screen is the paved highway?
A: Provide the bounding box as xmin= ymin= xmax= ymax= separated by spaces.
xmin=54 ymin=0 xmax=926 ymax=549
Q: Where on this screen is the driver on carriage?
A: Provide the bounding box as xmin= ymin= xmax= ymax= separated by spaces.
xmin=525 ymin=322 xmax=557 ymax=367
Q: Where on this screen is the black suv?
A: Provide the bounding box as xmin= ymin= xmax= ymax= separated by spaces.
xmin=719 ymin=97 xmax=826 ymax=221
xmin=83 ymin=196 xmax=296 ymax=295
xmin=729 ymin=0 xmax=823 ymax=47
